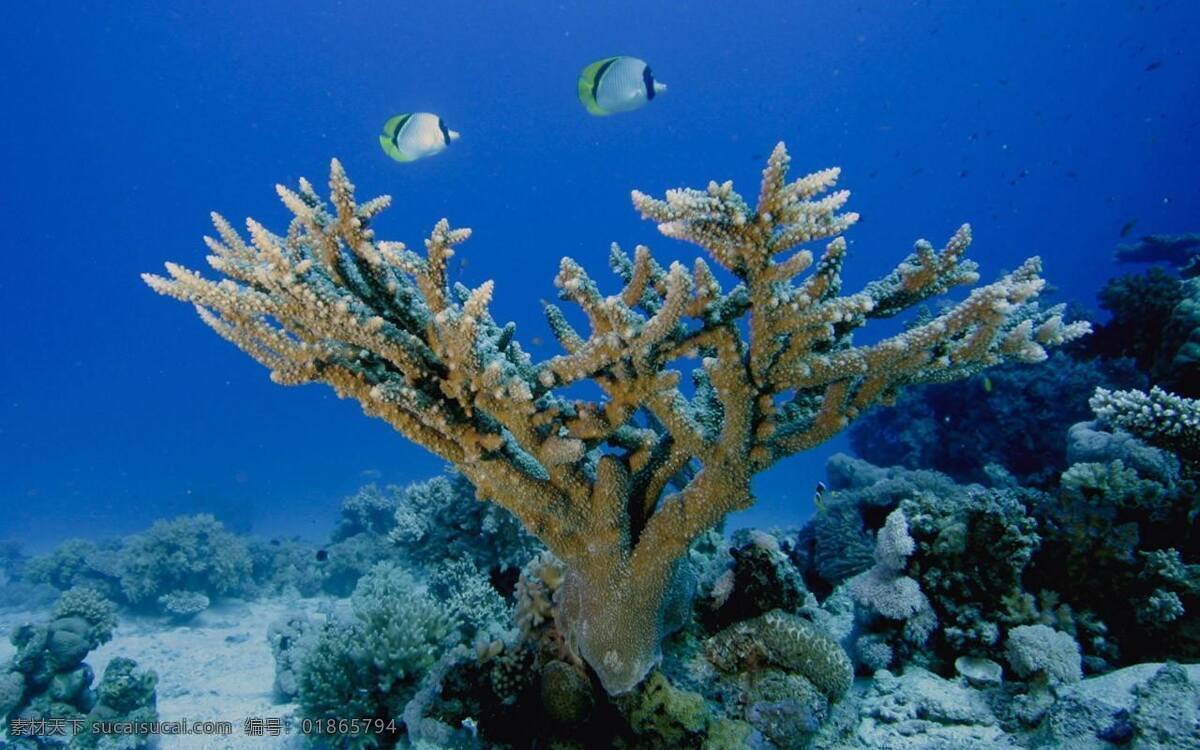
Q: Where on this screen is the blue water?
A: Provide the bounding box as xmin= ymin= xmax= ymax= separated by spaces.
xmin=2 ymin=1 xmax=1197 ymax=548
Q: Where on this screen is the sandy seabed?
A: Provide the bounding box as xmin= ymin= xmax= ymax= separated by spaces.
xmin=1 ymin=598 xmax=322 ymax=750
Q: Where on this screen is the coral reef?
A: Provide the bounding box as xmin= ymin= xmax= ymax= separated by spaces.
xmin=0 ymin=600 xmax=157 ymax=750
xmin=1116 ymin=232 xmax=1200 ymax=277
xmin=849 ymin=352 xmax=1142 ymax=486
xmin=24 ymin=540 xmax=123 ymax=601
xmin=70 ymin=658 xmax=158 ymax=750
xmin=1005 ymin=624 xmax=1083 ymax=685
xmin=116 ymin=514 xmax=250 ymax=615
xmin=314 ymin=472 xmax=538 ymax=598
xmin=296 ymin=562 xmax=455 ymax=748
xmin=144 ymin=144 xmax=1086 ymax=693
xmin=266 ymin=612 xmax=320 ymax=702
xmin=1090 ymin=386 xmax=1200 ymax=464
xmin=1084 ymin=267 xmax=1200 ymax=398
xmin=796 ymin=427 xmax=1199 ymax=675
xmin=386 ymin=471 xmax=541 ymax=582
xmin=245 ymin=536 xmax=325 ymax=597
xmin=427 ymin=557 xmax=511 ymax=642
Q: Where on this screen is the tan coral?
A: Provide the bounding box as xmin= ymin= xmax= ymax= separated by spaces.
xmin=144 ymin=143 xmax=1088 ymax=694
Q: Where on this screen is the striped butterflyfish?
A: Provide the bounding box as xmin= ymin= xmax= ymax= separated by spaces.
xmin=577 ymin=56 xmax=666 ymax=116
xmin=378 ymin=112 xmax=460 ymax=162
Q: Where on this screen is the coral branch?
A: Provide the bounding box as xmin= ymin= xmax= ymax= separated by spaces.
xmin=144 ymin=143 xmax=1087 ymax=694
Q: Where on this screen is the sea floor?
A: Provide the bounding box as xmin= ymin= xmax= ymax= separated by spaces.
xmin=2 ymin=598 xmax=1197 ymax=749
xmin=0 ymin=599 xmax=311 ymax=750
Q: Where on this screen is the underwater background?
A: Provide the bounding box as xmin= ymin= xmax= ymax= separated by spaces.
xmin=3 ymin=0 xmax=1198 ymax=546
xmin=2 ymin=2 xmax=1200 ymax=749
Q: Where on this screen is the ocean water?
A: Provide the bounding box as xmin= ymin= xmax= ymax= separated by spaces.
xmin=1 ymin=2 xmax=1198 ymax=749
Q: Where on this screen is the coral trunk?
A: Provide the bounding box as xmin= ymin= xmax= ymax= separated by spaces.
xmin=557 ymin=556 xmax=676 ymax=694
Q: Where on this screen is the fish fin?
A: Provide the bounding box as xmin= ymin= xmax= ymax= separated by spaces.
xmin=382 ymin=114 xmax=411 ymax=137
xmin=378 ymin=135 xmax=414 ymax=162
xmin=577 ymin=57 xmax=617 ymax=115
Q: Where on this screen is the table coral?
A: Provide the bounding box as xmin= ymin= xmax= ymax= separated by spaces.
xmin=144 ymin=143 xmax=1087 ymax=693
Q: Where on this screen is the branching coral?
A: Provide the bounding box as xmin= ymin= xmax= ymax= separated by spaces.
xmin=144 ymin=143 xmax=1087 ymax=693
xmin=1090 ymin=386 xmax=1200 ymax=464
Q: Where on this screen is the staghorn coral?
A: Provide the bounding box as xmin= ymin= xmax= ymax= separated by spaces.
xmin=144 ymin=143 xmax=1086 ymax=693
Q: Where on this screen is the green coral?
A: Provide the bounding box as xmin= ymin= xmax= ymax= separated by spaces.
xmin=539 ymin=660 xmax=594 ymax=725
xmin=1061 ymin=459 xmax=1173 ymax=516
xmin=1163 ymin=277 xmax=1200 ymax=396
xmin=899 ymin=486 xmax=1040 ymax=656
xmin=1136 ymin=548 xmax=1199 ymax=626
xmin=297 ymin=563 xmax=456 ymax=748
xmin=428 ymin=557 xmax=511 ymax=641
xmin=297 ymin=621 xmax=386 ymax=749
xmin=333 ymin=484 xmax=401 ymax=542
xmin=3 ymin=611 xmax=155 ymax=749
xmin=625 ymin=671 xmax=709 ymax=747
xmin=117 ymin=514 xmax=250 ymax=610
xmin=745 ymin=668 xmax=829 ymax=748
xmin=388 ymin=472 xmax=541 ymax=576
xmin=267 ymin=613 xmax=320 ymax=701
xmin=352 ymin=563 xmax=456 ymax=692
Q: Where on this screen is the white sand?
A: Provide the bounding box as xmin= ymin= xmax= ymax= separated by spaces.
xmin=2 ymin=597 xmax=329 ymax=750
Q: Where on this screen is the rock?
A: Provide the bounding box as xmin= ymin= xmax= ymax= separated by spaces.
xmin=0 ymin=669 xmax=26 ymax=718
xmin=46 ymin=618 xmax=92 ymax=670
xmin=1035 ymin=662 xmax=1200 ymax=750
xmin=1066 ymin=422 xmax=1179 ymax=485
xmin=1131 ymin=663 xmax=1198 ymax=750
xmin=745 ymin=669 xmax=828 ymax=748
xmin=857 ymin=668 xmax=1015 ymax=749
xmin=48 ymin=664 xmax=93 ymax=702
xmin=955 ymin=656 xmax=1003 ymax=688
